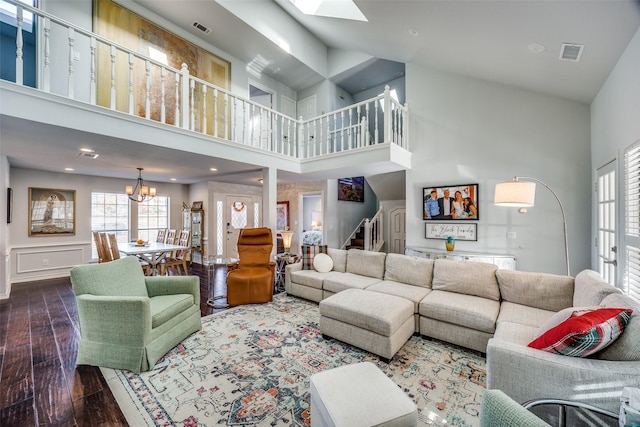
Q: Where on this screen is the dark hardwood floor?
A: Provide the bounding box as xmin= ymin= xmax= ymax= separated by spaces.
xmin=0 ymin=263 xmax=229 ymax=426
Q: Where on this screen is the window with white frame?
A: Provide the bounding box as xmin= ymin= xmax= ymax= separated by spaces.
xmin=624 ymin=140 xmax=640 ymax=299
xmin=91 ymin=192 xmax=130 ymax=259
xmin=137 ymin=195 xmax=170 ymax=242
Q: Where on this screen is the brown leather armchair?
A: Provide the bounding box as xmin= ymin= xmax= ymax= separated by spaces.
xmin=226 ymin=227 xmax=276 ymax=305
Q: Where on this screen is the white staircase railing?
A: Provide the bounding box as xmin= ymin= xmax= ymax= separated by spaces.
xmin=2 ymin=0 xmax=409 ymax=160
xmin=340 ymin=207 xmax=384 ymax=252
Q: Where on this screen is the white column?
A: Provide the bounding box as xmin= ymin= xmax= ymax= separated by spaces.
xmin=262 ymin=167 xmax=278 ymax=253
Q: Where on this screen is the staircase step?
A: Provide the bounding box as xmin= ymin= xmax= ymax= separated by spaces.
xmin=351 ymin=239 xmax=365 ymax=246
xmin=346 ymin=245 xmax=364 ymax=250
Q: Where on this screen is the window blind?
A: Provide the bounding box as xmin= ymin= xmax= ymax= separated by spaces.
xmin=624 ymin=140 xmax=640 ymax=298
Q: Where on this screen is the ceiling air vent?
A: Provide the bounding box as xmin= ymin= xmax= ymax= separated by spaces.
xmin=78 ymin=151 xmax=99 ymax=159
xmin=192 ymin=21 xmax=211 ymax=35
xmin=559 ymin=43 xmax=584 ymax=62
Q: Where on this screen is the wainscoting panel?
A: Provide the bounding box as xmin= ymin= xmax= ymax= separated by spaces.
xmin=11 ymin=243 xmax=88 ymax=284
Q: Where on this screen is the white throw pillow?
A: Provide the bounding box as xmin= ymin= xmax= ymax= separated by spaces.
xmin=313 ymin=253 xmax=333 ymax=273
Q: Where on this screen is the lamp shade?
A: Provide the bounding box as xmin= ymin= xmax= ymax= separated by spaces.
xmin=280 ymin=230 xmax=294 ymax=252
xmin=494 ymin=181 xmax=536 ymax=207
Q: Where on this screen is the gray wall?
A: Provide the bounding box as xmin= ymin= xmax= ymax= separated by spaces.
xmin=590 ymin=26 xmax=640 ymax=284
xmin=405 ymin=64 xmax=591 ymax=275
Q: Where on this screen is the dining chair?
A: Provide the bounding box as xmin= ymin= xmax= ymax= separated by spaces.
xmin=93 ymin=231 xmax=106 ymax=263
xmin=107 ymin=233 xmax=121 ymax=261
xmin=162 ymin=230 xmax=191 ymax=275
xmin=165 ymin=229 xmax=177 ymax=245
xmin=99 ymin=232 xmax=113 ymax=262
xmin=156 ymin=229 xmax=167 ymax=243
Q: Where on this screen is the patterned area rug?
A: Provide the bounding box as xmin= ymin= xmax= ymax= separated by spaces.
xmin=101 ymin=294 xmax=486 ymax=426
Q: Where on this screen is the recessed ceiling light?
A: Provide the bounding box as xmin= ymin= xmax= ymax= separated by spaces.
xmin=258 ymin=178 xmax=264 ymax=184
xmin=170 ymin=178 xmax=177 ymax=181
xmin=79 ymin=148 xmax=94 ymax=153
xmin=64 ymin=168 xmax=74 ymax=171
xmin=528 ymin=43 xmax=546 ymax=53
xmin=210 ymin=167 xmax=218 ymax=172
xmin=408 ymin=27 xmax=420 ymax=37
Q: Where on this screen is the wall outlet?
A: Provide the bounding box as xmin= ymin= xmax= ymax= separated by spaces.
xmin=42 ymin=259 xmax=49 ymax=266
xmin=73 ymin=51 xmax=80 ymax=61
xmin=507 ymin=231 xmax=517 ymax=239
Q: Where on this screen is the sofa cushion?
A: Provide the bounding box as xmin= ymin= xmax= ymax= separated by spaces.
xmin=301 ymin=245 xmax=328 ymax=270
xmin=346 ymin=249 xmax=386 ymax=279
xmin=431 ymin=259 xmax=500 ymax=301
xmin=497 ymin=270 xmax=574 ymax=312
xmin=494 ymin=321 xmax=539 ymax=346
xmin=528 ymin=307 xmax=633 ymax=357
xmin=596 ymin=293 xmax=640 ymax=361
xmin=290 ymin=270 xmax=341 ymax=290
xmin=573 ymin=269 xmax=621 ymax=306
xmin=497 ymin=302 xmax=557 ymax=328
xmin=327 ymin=248 xmax=348 ymax=273
xmin=384 ymin=253 xmax=434 ymax=288
xmin=150 ymin=294 xmax=195 ymax=328
xmin=323 ymin=273 xmax=381 ymax=293
xmin=419 ymin=290 xmax=500 ymax=334
xmin=366 ymin=280 xmax=431 ymax=312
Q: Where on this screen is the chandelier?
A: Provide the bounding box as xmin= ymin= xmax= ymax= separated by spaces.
xmin=125 ymin=168 xmax=156 ymax=202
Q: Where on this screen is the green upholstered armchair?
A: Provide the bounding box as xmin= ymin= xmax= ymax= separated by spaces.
xmin=480 ymin=390 xmax=550 ymax=427
xmin=70 ymin=256 xmax=202 ymax=373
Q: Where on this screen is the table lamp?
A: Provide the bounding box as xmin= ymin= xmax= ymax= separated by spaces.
xmin=280 ymin=229 xmax=294 ymax=255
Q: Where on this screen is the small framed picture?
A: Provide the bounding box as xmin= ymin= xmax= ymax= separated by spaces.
xmin=191 ymin=201 xmax=203 ymax=210
xmin=276 ymin=201 xmax=290 ymax=230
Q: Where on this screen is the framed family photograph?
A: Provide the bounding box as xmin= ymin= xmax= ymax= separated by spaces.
xmin=276 ymin=201 xmax=290 ymax=230
xmin=28 ymin=188 xmax=76 ymax=236
xmin=423 ymin=184 xmax=479 ymax=220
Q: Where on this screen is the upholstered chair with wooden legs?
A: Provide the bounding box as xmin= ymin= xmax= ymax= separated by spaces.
xmin=226 ymin=227 xmax=276 ymax=306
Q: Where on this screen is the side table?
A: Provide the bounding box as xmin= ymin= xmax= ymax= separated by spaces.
xmin=204 ymin=256 xmax=238 ymax=308
xmin=274 ymin=254 xmax=299 ymax=293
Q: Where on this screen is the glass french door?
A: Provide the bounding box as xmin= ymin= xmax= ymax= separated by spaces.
xmin=596 ymin=160 xmax=618 ymax=286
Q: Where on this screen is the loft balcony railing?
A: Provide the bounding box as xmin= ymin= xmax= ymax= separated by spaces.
xmin=1 ymin=0 xmax=409 ymax=159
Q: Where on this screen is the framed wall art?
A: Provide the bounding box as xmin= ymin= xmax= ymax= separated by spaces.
xmin=277 ymin=201 xmax=290 ymax=230
xmin=425 ymin=222 xmax=477 ymax=241
xmin=423 ymin=183 xmax=478 ymax=220
xmin=338 ymin=176 xmax=365 ymax=202
xmin=28 ymin=188 xmax=76 ymax=236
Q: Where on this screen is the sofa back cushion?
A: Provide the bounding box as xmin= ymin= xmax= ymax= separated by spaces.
xmin=432 ymin=259 xmax=500 ymax=301
xmin=346 ymin=249 xmax=386 ymax=279
xmin=595 ymin=293 xmax=640 ymax=361
xmin=384 ymin=253 xmax=434 ymax=288
xmin=70 ymin=256 xmax=148 ymax=297
xmin=573 ymin=269 xmax=621 ymax=306
xmin=496 ymin=270 xmax=574 ymax=312
xmin=328 ymin=248 xmax=348 ymax=273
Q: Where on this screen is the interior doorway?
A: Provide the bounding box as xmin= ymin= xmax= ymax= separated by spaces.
xmin=299 ymin=193 xmax=323 ymax=249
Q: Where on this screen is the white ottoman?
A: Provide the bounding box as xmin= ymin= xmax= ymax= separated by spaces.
xmin=310 ymin=362 xmax=418 ymax=427
xmin=319 ymin=289 xmax=414 ymax=361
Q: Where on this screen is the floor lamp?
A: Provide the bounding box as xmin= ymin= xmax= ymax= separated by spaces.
xmin=494 ymin=176 xmax=570 ymax=276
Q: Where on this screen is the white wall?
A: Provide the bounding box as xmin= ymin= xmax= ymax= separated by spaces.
xmin=8 ymin=167 xmax=189 ymax=285
xmin=406 ymin=64 xmax=591 ymax=275
xmin=590 ymin=26 xmax=640 ymax=275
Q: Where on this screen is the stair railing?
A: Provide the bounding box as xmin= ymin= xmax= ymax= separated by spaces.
xmin=340 ymin=207 xmax=384 ymax=251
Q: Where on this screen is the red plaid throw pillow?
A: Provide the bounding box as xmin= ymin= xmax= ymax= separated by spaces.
xmin=528 ymin=307 xmax=633 ymax=357
xmin=301 ymin=245 xmax=328 ymax=270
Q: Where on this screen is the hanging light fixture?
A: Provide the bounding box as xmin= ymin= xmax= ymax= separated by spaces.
xmin=125 ymin=168 xmax=156 ymax=202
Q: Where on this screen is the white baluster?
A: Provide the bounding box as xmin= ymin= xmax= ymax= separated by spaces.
xmin=110 ymin=45 xmax=116 ymax=110
xmin=201 ymin=85 xmax=207 ymax=134
xmin=160 ymin=67 xmax=166 ymax=123
xmin=383 ymin=85 xmax=392 ymax=143
xmin=341 ymin=110 xmax=346 ymax=152
xmin=356 ymin=105 xmax=361 ymax=147
xmin=348 ymin=108 xmax=353 ymax=150
xmin=189 ymin=79 xmax=195 ymax=130
xmin=232 ymin=97 xmax=237 ymax=142
xmin=404 ymin=103 xmax=409 ymax=150
xmin=374 ymin=99 xmax=379 ymax=144
xmin=365 ymin=103 xmax=370 ymax=145
xmin=180 ymin=63 xmax=189 ymax=129
xmin=67 ymin=28 xmax=75 ymax=98
xmin=332 ymin=113 xmax=337 ymax=154
xmin=145 ymin=59 xmax=151 ymax=119
xmin=174 ymin=71 xmax=180 ymax=127
xmin=89 ymin=37 xmax=96 ymax=104
xmin=213 ymin=88 xmax=218 ymax=137
xmin=43 ymin=18 xmax=51 ymax=92
xmin=15 ymin=5 xmax=23 ymax=85
xmin=224 ymin=92 xmax=229 ymax=139
xmin=280 ymin=115 xmax=285 ymax=155
xmin=128 ymin=53 xmax=134 ymax=114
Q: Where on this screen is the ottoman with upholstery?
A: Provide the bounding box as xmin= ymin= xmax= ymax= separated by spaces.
xmin=310 ymin=362 xmax=418 ymax=427
xmin=319 ymin=288 xmax=414 ymax=361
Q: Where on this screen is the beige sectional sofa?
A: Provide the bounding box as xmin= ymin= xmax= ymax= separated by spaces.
xmin=285 ymin=248 xmax=640 ymax=412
